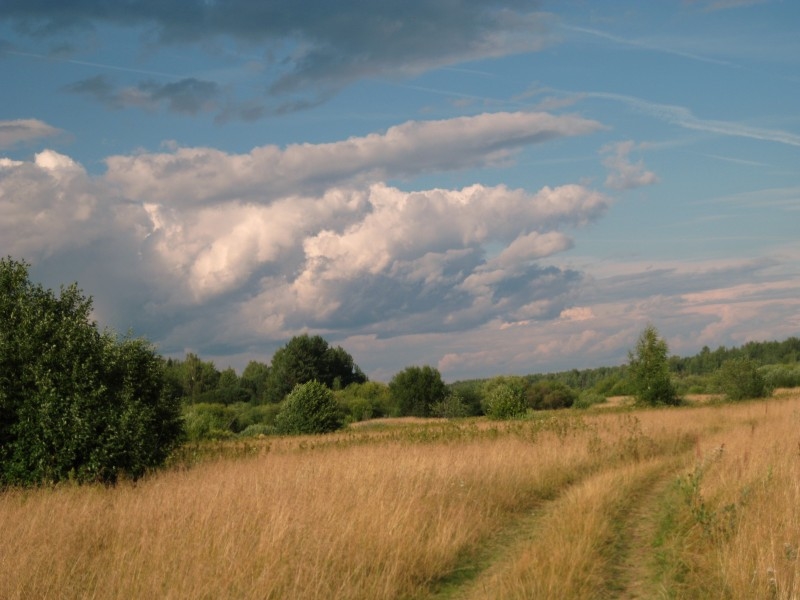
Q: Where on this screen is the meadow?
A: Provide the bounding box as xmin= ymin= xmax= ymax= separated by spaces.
xmin=2 ymin=392 xmax=799 ymax=599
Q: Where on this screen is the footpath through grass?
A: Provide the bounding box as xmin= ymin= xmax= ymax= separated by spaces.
xmin=2 ymin=393 xmax=800 ymax=599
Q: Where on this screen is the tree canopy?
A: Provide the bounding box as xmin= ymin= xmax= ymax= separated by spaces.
xmin=628 ymin=325 xmax=680 ymax=406
xmin=265 ymin=334 xmax=367 ymax=402
xmin=0 ymin=257 xmax=183 ymax=485
xmin=389 ymin=365 xmax=447 ymax=417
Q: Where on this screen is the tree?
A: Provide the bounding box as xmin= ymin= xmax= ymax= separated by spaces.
xmin=715 ymin=358 xmax=769 ymax=401
xmin=388 ymin=365 xmax=447 ymax=417
xmin=484 ymin=383 xmax=527 ymax=420
xmin=0 ymin=257 xmax=183 ymax=485
xmin=264 ymin=335 xmax=366 ymax=402
xmin=241 ymin=360 xmax=271 ymax=404
xmin=275 ymin=380 xmax=343 ymax=435
xmin=627 ymin=325 xmax=680 ymax=406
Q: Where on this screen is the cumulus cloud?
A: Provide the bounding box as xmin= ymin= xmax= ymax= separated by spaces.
xmin=1 ymin=0 xmax=554 ymax=116
xmin=0 ymin=109 xmax=612 ymax=365
xmin=601 ymin=140 xmax=659 ymax=190
xmin=0 ymin=119 xmax=63 ymax=149
xmin=104 ymin=111 xmax=603 ymax=205
xmin=0 ymin=150 xmax=115 ymax=258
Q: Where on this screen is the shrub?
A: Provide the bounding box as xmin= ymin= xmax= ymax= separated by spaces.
xmin=573 ymin=391 xmax=606 ymax=410
xmin=715 ymin=358 xmax=770 ymax=401
xmin=275 ymin=381 xmax=343 ymax=435
xmin=430 ymin=393 xmax=470 ymax=419
xmin=238 ymin=423 xmax=275 ymax=438
xmin=0 ymin=257 xmax=183 ymax=485
xmin=760 ymin=364 xmax=800 ymax=389
xmin=526 ymin=380 xmax=577 ymax=410
xmin=484 ymin=384 xmax=527 ymax=420
xmin=335 ymin=381 xmax=393 ymax=422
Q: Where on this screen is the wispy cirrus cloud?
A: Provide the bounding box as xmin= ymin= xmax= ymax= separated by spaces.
xmin=588 ymin=91 xmax=800 ymax=147
xmin=685 ymin=0 xmax=770 ymax=12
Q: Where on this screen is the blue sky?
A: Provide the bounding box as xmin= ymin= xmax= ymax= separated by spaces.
xmin=1 ymin=0 xmax=798 ymax=382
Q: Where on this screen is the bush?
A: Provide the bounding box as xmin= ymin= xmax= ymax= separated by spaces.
xmin=715 ymin=358 xmax=770 ymax=401
xmin=760 ymin=364 xmax=800 ymax=389
xmin=526 ymin=380 xmax=577 ymax=410
xmin=484 ymin=383 xmax=527 ymax=420
xmin=573 ymin=391 xmax=606 ymax=410
xmin=335 ymin=381 xmax=393 ymax=422
xmin=430 ymin=393 xmax=470 ymax=419
xmin=275 ymin=381 xmax=343 ymax=435
xmin=0 ymin=257 xmax=183 ymax=485
xmin=238 ymin=423 xmax=275 ymax=438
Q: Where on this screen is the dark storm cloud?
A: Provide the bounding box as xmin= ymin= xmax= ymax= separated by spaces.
xmin=64 ymin=75 xmax=222 ymax=115
xmin=2 ymin=0 xmax=551 ymax=112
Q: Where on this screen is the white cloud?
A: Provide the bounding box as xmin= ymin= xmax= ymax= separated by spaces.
xmin=0 ymin=119 xmax=63 ymax=149
xmin=601 ymin=140 xmax=659 ymax=190
xmin=104 ymin=111 xmax=603 ymax=206
xmin=0 ymin=150 xmax=114 ymax=259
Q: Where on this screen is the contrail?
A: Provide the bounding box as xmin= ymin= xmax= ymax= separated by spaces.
xmin=7 ymin=49 xmax=180 ymax=79
xmin=587 ymin=91 xmax=800 ymax=147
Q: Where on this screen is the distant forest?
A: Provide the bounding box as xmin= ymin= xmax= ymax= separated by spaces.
xmin=451 ymin=336 xmax=800 ymax=398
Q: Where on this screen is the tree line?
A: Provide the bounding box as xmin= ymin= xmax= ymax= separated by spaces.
xmin=3 ymin=255 xmax=798 ymax=486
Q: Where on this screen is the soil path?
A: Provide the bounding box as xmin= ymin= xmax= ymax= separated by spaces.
xmin=425 ymin=458 xmax=683 ymax=600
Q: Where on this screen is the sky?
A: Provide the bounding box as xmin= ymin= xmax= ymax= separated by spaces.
xmin=1 ymin=0 xmax=798 ymax=382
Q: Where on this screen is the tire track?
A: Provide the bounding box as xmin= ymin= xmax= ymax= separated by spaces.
xmin=425 ymin=457 xmax=685 ymax=600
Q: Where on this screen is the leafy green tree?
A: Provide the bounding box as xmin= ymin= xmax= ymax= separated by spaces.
xmin=181 ymin=353 xmax=221 ymax=403
xmin=628 ymin=325 xmax=680 ymax=406
xmin=265 ymin=335 xmax=366 ymax=403
xmin=389 ymin=365 xmax=448 ymax=417
xmin=0 ymin=257 xmax=182 ymax=485
xmin=241 ymin=360 xmax=271 ymax=403
xmin=275 ymin=380 xmax=343 ymax=435
xmin=484 ymin=383 xmax=527 ymax=420
xmin=715 ymin=358 xmax=769 ymax=401
xmin=334 ymin=381 xmax=393 ymax=422
xmin=526 ymin=380 xmax=577 ymax=410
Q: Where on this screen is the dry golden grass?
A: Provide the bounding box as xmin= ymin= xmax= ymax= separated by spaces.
xmin=1 ymin=391 xmax=799 ymax=599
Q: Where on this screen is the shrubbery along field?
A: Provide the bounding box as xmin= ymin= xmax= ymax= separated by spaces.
xmin=3 ymin=256 xmax=800 ymax=597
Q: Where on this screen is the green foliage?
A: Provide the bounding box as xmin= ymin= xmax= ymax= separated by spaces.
xmin=275 ymin=380 xmax=343 ymax=435
xmin=335 ymin=381 xmax=393 ymax=422
xmin=628 ymin=325 xmax=680 ymax=406
xmin=759 ymin=363 xmax=800 ymax=389
xmin=526 ymin=380 xmax=577 ymax=410
xmin=445 ymin=380 xmax=484 ymax=416
xmin=430 ymin=393 xmax=470 ymax=419
xmin=715 ymin=358 xmax=769 ymax=401
xmin=240 ymin=360 xmax=271 ymax=404
xmin=389 ymin=365 xmax=447 ymax=417
xmin=265 ymin=335 xmax=367 ymax=403
xmin=182 ymin=402 xmax=280 ymax=441
xmin=0 ymin=257 xmax=182 ymax=485
xmin=573 ymin=391 xmax=606 ymax=410
xmin=484 ymin=383 xmax=527 ymax=420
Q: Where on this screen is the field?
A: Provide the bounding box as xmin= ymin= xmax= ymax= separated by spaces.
xmin=2 ymin=391 xmax=800 ymax=599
